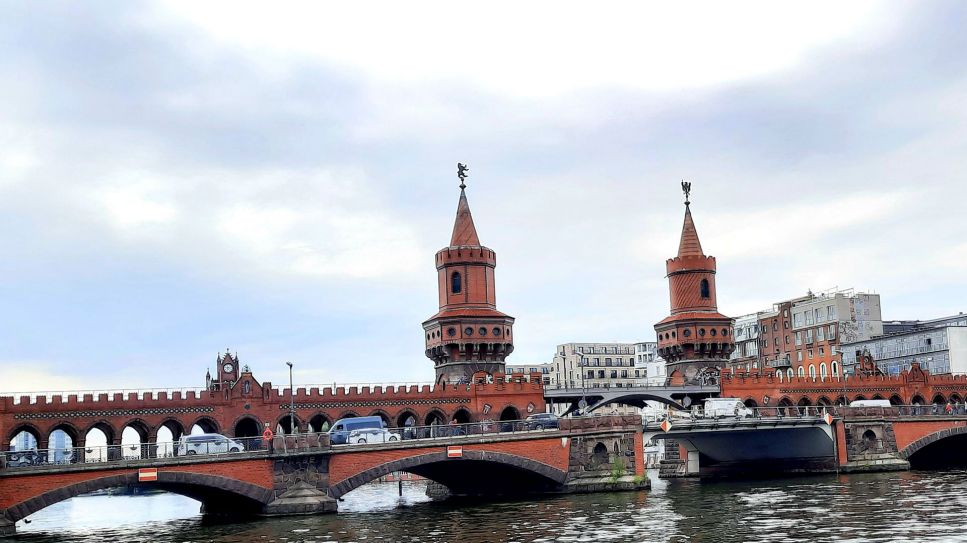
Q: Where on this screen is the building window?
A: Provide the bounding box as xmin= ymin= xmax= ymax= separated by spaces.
xmin=796 ymin=332 xmax=802 ymax=346
xmin=828 ymin=325 xmax=836 ymax=338
xmin=700 ymin=279 xmax=710 ymax=299
xmin=451 ymin=272 xmax=462 ymax=294
xmin=798 ymin=366 xmax=805 ymax=377
xmin=832 ymin=361 xmax=839 ymax=376
xmin=809 ymin=365 xmax=817 ymax=378
xmin=797 ymin=352 xmax=803 ymax=362
xmin=820 ymin=363 xmax=828 ymax=378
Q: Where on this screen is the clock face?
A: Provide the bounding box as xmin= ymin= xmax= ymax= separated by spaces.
xmin=223 ymin=363 xmax=234 ymax=373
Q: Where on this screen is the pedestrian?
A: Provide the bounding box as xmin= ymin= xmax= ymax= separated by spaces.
xmin=945 ymin=401 xmax=953 ymax=415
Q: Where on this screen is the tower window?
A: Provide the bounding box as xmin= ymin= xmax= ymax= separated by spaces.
xmin=700 ymin=279 xmax=710 ymax=299
xmin=451 ymin=272 xmax=462 ymax=294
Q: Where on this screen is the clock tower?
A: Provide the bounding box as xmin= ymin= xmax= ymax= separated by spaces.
xmin=215 ymin=349 xmax=240 ymax=388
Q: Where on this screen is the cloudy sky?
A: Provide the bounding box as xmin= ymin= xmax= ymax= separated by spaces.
xmin=1 ymin=1 xmax=966 ymax=392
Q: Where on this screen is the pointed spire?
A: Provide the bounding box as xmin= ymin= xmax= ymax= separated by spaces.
xmin=677 ymin=203 xmax=705 ymax=257
xmin=450 ymin=188 xmax=481 ymax=246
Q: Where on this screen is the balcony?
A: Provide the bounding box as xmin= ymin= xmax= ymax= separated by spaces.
xmin=767 ymin=356 xmax=792 ymax=369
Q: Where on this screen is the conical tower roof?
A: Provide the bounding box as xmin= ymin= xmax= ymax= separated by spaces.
xmin=450 ymin=188 xmax=481 ymax=246
xmin=677 ymin=204 xmax=705 ymax=258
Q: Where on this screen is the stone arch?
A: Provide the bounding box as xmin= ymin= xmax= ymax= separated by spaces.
xmin=232 ymin=415 xmax=262 ymax=438
xmin=950 ymin=393 xmax=963 ymax=403
xmin=396 ymin=410 xmax=418 ymax=429
xmin=3 ymin=471 xmax=274 ymax=523
xmin=189 ymin=416 xmax=220 ymax=435
xmin=328 ymin=450 xmax=568 ymax=499
xmin=308 ymin=413 xmax=332 ymax=433
xmin=8 ymin=422 xmax=43 ymax=446
xmin=592 ymin=442 xmax=610 ymax=467
xmin=872 ymin=394 xmax=884 ymax=400
xmin=424 ymin=409 xmax=447 ymax=426
xmin=889 ymin=394 xmax=904 ymax=406
xmin=336 ymin=411 xmax=359 ymax=422
xmin=933 ymin=394 xmax=946 ymax=405
xmin=743 ymin=398 xmax=758 ymax=408
xmin=275 ymin=414 xmax=303 ymax=435
xmin=899 ymin=426 xmax=967 ymax=459
xmin=797 ymin=397 xmax=813 ymax=407
xmin=911 ymin=394 xmax=926 ymax=405
xmin=451 ymin=407 xmax=473 ymax=424
xmin=853 ymin=395 xmax=867 ymax=402
xmin=499 ymin=405 xmax=521 ymax=421
xmin=816 ymin=396 xmax=833 ymax=407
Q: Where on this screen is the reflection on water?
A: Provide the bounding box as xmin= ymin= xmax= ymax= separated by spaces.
xmin=13 ymin=470 xmax=967 ymax=542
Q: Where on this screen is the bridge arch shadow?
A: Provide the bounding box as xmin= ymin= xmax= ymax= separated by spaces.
xmin=900 ymin=426 xmax=967 ymax=468
xmin=4 ymin=471 xmax=274 ymax=522
xmin=329 ymin=451 xmax=567 ymax=499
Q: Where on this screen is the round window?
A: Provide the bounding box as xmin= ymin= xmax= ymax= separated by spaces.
xmin=464 ymin=327 xmax=473 ymax=336
xmin=479 ymin=327 xmax=487 ymax=336
xmin=426 ymin=334 xmax=431 ymax=341
xmin=447 ymin=327 xmax=456 ymax=337
xmin=699 ymin=328 xmax=706 ymax=337
xmin=722 ymin=328 xmax=729 ymax=336
xmin=493 ymin=327 xmax=501 ymax=336
xmin=710 ymin=329 xmax=717 ymax=337
xmin=672 ymin=331 xmax=677 ymax=338
xmin=682 ymin=329 xmax=690 ymax=337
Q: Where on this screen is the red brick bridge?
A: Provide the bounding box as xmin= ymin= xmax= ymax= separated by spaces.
xmin=0 ymin=417 xmax=646 ymax=536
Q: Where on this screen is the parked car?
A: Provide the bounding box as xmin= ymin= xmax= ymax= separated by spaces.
xmin=701 ymin=398 xmax=754 ymax=419
xmin=328 ymin=416 xmax=386 ymax=445
xmin=177 ymin=433 xmax=245 ymax=456
xmin=348 ymin=428 xmax=399 ymax=444
xmin=525 ymin=413 xmax=559 ymax=430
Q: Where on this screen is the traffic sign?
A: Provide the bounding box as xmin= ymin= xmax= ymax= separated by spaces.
xmin=138 ymin=468 xmax=158 ymax=482
xmin=660 ymin=419 xmax=673 ymax=432
xmin=447 ymin=445 xmax=463 ymax=458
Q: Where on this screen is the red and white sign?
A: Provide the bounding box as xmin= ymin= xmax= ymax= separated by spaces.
xmin=447 ymin=445 xmax=463 ymax=458
xmin=660 ymin=419 xmax=673 ymax=433
xmin=138 ymin=468 xmax=158 ymax=482
xmin=824 ymin=413 xmax=834 ymax=425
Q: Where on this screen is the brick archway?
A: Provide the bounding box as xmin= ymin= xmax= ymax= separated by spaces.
xmin=2 ymin=471 xmax=274 ymax=522
xmin=328 ymin=450 xmax=568 ymax=499
xmin=899 ymin=426 xmax=967 ymax=460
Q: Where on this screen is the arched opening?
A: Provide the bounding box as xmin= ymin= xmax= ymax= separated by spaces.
xmin=816 ymin=397 xmax=833 ymax=407
xmin=835 ymin=395 xmax=848 ymax=406
xmin=853 ymin=395 xmax=867 ymax=402
xmin=47 ymin=425 xmax=77 ymax=464
xmin=309 ymin=414 xmax=331 ymax=433
xmin=743 ymin=398 xmax=758 ymax=408
xmin=276 ymin=415 xmax=302 ymax=435
xmin=950 ymin=393 xmax=963 ymax=404
xmin=396 ymin=411 xmax=418 ymax=429
xmin=933 ymin=394 xmax=946 ymax=406
xmin=7 ymin=425 xmax=42 ymax=467
xmin=820 ymin=363 xmax=828 ymax=379
xmin=592 ymin=442 xmax=610 ymax=467
xmin=233 ymin=417 xmax=261 ymax=439
xmin=83 ymin=423 xmax=115 ymax=462
xmin=777 ymin=397 xmax=794 ymax=417
xmin=862 ymin=429 xmax=878 ymax=451
xmin=499 ymin=405 xmax=521 ymax=421
xmin=787 ymin=368 xmax=794 ymax=380
xmin=700 ymin=279 xmax=710 ymax=299
xmin=190 ymin=417 xmax=219 ymax=435
xmin=797 ymin=366 xmax=805 ymax=378
xmin=451 ymin=271 xmax=462 ymax=294
xmin=156 ymin=419 xmax=184 ymax=458
xmin=911 ymin=395 xmax=926 ymax=405
xmin=872 ymin=394 xmax=884 ymax=400
xmin=831 ymin=361 xmax=839 ymax=376
xmin=120 ymin=421 xmax=150 ymax=459
xmin=907 ymin=430 xmax=967 ymax=469
xmin=797 ymin=397 xmax=812 ymax=415
xmin=424 ymin=410 xmax=447 ymax=427
xmin=889 ymin=394 xmax=904 ymax=406
xmin=808 ymin=365 xmax=816 ymax=379
xmin=451 ymin=408 xmax=473 ymax=424
xmin=776 ymin=370 xmax=783 ymax=382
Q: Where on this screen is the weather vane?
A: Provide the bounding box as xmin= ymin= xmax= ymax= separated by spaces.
xmin=457 ymin=163 xmax=469 ymax=189
xmin=681 ymin=180 xmax=692 ymax=205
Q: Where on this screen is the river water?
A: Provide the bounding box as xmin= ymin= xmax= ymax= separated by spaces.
xmin=11 ymin=469 xmax=967 ymax=542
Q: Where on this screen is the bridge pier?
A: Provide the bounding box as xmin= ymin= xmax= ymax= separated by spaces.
xmin=261 ymin=456 xmax=337 ymax=516
xmin=0 ymin=513 xmax=14 ymax=537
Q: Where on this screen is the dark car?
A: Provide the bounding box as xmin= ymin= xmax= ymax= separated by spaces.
xmin=525 ymin=413 xmax=559 ymax=430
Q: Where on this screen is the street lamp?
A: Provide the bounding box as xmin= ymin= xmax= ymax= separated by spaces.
xmin=286 ymin=362 xmax=296 ymax=435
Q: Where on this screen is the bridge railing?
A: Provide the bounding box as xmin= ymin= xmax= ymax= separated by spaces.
xmin=0 ymin=435 xmax=273 ymax=470
xmin=831 ymin=404 xmax=967 ymax=418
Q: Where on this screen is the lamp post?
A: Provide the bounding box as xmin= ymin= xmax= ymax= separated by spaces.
xmin=286 ymin=362 xmax=296 ymax=435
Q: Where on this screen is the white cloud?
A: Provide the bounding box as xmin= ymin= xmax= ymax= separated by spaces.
xmin=158 ymin=0 xmax=896 ymax=98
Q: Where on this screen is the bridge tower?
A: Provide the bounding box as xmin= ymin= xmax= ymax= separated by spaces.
xmin=654 ymin=184 xmax=734 ymax=386
xmin=423 ymin=166 xmax=515 ymax=384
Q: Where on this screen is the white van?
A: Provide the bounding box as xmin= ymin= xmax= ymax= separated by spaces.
xmin=849 ymin=399 xmax=891 ymax=408
xmin=702 ymin=398 xmax=754 ymax=419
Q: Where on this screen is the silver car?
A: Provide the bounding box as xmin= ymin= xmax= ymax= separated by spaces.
xmin=177 ymin=433 xmax=245 ymax=456
xmin=348 ymin=428 xmax=400 ymax=444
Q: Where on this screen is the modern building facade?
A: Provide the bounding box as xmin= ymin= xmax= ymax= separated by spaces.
xmin=423 ymin=179 xmax=516 ymax=384
xmin=729 ymin=312 xmax=765 ymax=372
xmin=842 ymin=314 xmax=967 ymax=375
xmin=759 ymin=289 xmax=882 ymax=380
xmin=634 ymin=342 xmax=663 ymax=386
xmin=654 ymin=188 xmax=735 ymax=385
xmin=506 ymin=362 xmax=554 ymax=386
xmin=550 ymin=342 xmax=643 ymax=415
